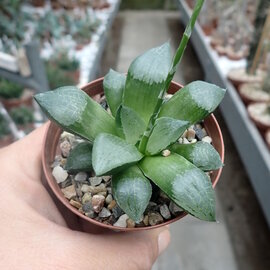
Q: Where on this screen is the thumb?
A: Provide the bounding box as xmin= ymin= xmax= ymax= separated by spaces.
xmin=62 ymin=226 xmax=170 ymax=270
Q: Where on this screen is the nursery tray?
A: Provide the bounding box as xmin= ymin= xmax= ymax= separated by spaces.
xmin=178 ymin=0 xmax=270 ymax=227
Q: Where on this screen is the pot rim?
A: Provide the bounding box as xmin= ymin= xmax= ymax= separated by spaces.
xmin=42 ymin=77 xmax=225 ymax=232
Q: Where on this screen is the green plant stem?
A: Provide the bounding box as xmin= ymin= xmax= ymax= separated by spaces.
xmin=138 ymin=0 xmax=204 ymax=153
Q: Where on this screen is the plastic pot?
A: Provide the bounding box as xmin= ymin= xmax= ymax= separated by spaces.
xmin=42 ymin=78 xmax=225 ymax=233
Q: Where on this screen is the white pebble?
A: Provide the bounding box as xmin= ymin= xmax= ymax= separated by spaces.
xmin=75 ymin=172 xmax=88 ymax=182
xmin=113 ymin=214 xmax=129 ymax=228
xmin=183 ymin=138 xmax=190 ymax=144
xmin=52 ymin=165 xmax=68 ymax=183
xmin=202 ymin=136 xmax=212 ymax=144
xmin=190 ymin=139 xmax=197 ymax=143
xmin=162 ymin=149 xmax=171 ymax=157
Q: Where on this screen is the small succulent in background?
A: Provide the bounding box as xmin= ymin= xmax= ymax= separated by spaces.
xmin=52 ymin=51 xmax=79 ymax=72
xmin=45 ymin=61 xmax=76 ymax=89
xmin=10 ymin=106 xmax=34 ymax=126
xmin=35 ymin=0 xmax=226 ymax=222
xmin=0 ymin=79 xmax=24 ymax=99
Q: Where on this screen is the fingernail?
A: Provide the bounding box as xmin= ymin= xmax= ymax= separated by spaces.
xmin=158 ymin=230 xmax=170 ymax=255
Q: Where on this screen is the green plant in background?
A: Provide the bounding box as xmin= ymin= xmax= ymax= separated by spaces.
xmin=10 ymin=106 xmax=34 ymax=126
xmin=0 ymin=114 xmax=10 ymax=139
xmin=35 ymin=0 xmax=226 ymax=222
xmin=45 ymin=61 xmax=76 ymax=89
xmin=0 ymin=79 xmax=24 ymax=99
xmin=54 ymin=51 xmax=79 ymax=71
xmin=0 ymin=0 xmax=29 ymax=47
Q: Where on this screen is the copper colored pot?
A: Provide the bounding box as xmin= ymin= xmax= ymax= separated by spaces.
xmin=42 ymin=78 xmax=225 ymax=233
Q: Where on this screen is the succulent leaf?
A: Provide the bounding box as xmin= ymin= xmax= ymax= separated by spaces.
xmin=170 ymin=141 xmax=223 ymax=171
xmin=123 ymin=42 xmax=172 ymax=124
xmin=65 ymin=142 xmax=92 ymax=173
xmin=34 ymin=86 xmax=117 ymax=141
xmin=139 ymin=153 xmax=216 ymax=221
xmin=103 ymin=69 xmax=126 ymax=117
xmin=116 ymin=105 xmax=147 ymax=145
xmin=112 ymin=165 xmax=152 ymax=222
xmin=145 ymin=117 xmax=189 ymax=155
xmin=92 ymin=133 xmax=143 ymax=176
xmin=159 ymin=81 xmax=226 ymax=124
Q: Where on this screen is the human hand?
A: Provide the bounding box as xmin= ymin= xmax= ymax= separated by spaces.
xmin=0 ymin=124 xmax=170 ymax=270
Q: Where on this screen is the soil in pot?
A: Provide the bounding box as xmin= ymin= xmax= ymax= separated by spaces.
xmin=227 ymin=68 xmax=265 ymax=90
xmin=248 ymin=102 xmax=270 ymax=131
xmin=239 ymin=83 xmax=270 ymax=104
xmin=50 ymin=98 xmax=219 ymax=229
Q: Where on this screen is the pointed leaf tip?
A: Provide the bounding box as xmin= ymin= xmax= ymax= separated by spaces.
xmin=35 ymin=86 xmax=117 ymax=141
xmin=92 ymin=133 xmax=143 ymax=176
xmin=103 ymin=69 xmax=126 ymax=117
xmin=112 ymin=166 xmax=152 ymax=222
xmin=170 ymin=141 xmax=223 ymax=171
xmin=139 ymin=153 xmax=216 ymax=221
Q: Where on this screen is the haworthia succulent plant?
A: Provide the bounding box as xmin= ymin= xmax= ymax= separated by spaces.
xmin=36 ymin=0 xmax=226 ymax=223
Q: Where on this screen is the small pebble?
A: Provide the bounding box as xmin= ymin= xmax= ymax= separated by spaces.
xmin=202 ymin=136 xmax=212 ymax=144
xmin=194 ymin=126 xmax=207 ymax=140
xmin=107 ymin=187 xmax=112 ymax=194
xmin=102 ymin=176 xmax=111 ymax=182
xmin=113 ymin=214 xmax=129 ymax=228
xmin=127 ymin=218 xmax=135 ymax=228
xmin=85 ymin=210 xmax=96 ymax=218
xmin=105 ymin=194 xmax=113 ymax=204
xmin=162 ymin=149 xmax=171 ymax=157
xmin=70 ymin=199 xmax=82 ymax=209
xmin=61 ymin=185 xmax=76 ymax=200
xmin=82 ymin=192 xmax=92 ymax=204
xmin=81 ymin=184 xmax=91 ymax=193
xmin=52 ymin=165 xmax=68 ymax=184
xmin=81 ymin=184 xmax=107 ymax=195
xmin=187 ymin=128 xmax=196 ymax=141
xmin=51 ymin=155 xmax=62 ymax=168
xmin=190 ymin=139 xmax=197 ymax=144
xmin=112 ymin=205 xmax=124 ymax=218
xmin=143 ymin=215 xmax=149 ymax=226
xmin=98 ymin=191 xmax=107 ymax=197
xmin=178 ymin=138 xmax=183 ymax=143
xmin=108 ymin=200 xmax=117 ymax=210
xmin=146 ymin=202 xmax=159 ymax=212
xmin=183 ymin=138 xmax=190 ymax=144
xmin=169 ymin=202 xmax=183 ymax=215
xmin=75 ymin=172 xmax=88 ymax=182
xmin=99 ymin=207 xmax=111 ymax=218
xmin=60 ymin=140 xmax=71 ymax=157
xmin=60 ymin=132 xmax=75 ymax=144
xmin=89 ymin=176 xmax=103 ymax=186
xmin=160 ymin=204 xmax=171 ymax=220
xmin=92 ymin=195 xmax=105 ymax=213
xmin=148 ymin=212 xmax=164 ymax=226
xmin=59 ymin=178 xmax=72 ymax=188
xmin=82 ymin=202 xmax=93 ymax=213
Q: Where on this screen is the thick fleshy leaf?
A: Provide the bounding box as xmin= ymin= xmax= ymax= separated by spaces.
xmin=170 ymin=141 xmax=223 ymax=171
xmin=123 ymin=42 xmax=172 ymax=124
xmin=159 ymin=81 xmax=226 ymax=124
xmin=112 ymin=166 xmax=152 ymax=222
xmin=35 ymin=86 xmax=116 ymax=141
xmin=65 ymin=142 xmax=92 ymax=173
xmin=139 ymin=153 xmax=216 ymax=221
xmin=145 ymin=117 xmax=189 ymax=155
xmin=92 ymin=133 xmax=143 ymax=176
xmin=103 ymin=69 xmax=126 ymax=117
xmin=116 ymin=105 xmax=147 ymax=145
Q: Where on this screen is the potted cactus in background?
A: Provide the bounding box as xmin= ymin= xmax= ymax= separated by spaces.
xmin=35 ymin=0 xmax=226 ymax=230
xmin=0 ymin=79 xmax=33 ymax=110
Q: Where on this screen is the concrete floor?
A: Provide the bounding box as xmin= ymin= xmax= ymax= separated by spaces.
xmin=101 ymin=11 xmax=270 ymax=270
